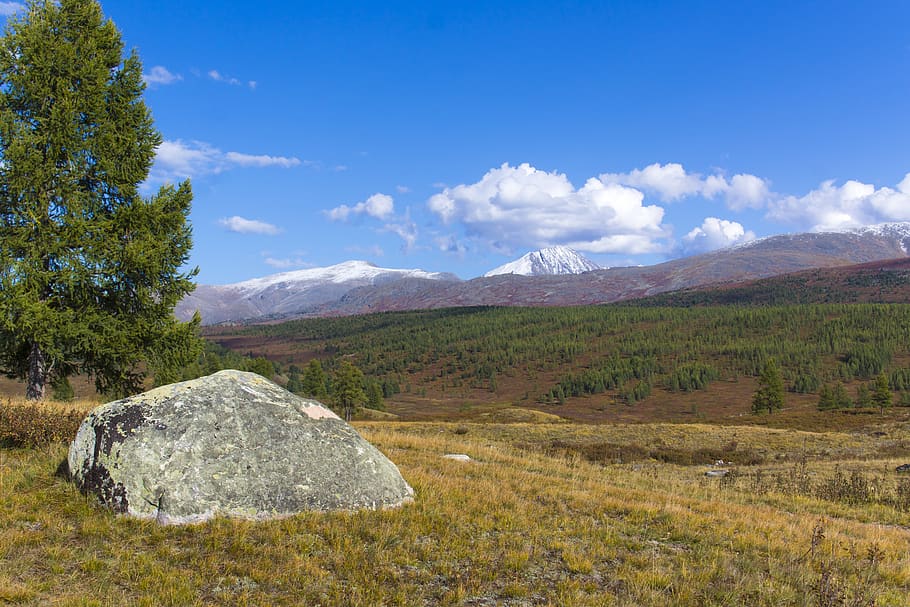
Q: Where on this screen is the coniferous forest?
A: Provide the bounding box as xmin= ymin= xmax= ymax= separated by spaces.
xmin=203 ymin=303 xmax=910 ymax=417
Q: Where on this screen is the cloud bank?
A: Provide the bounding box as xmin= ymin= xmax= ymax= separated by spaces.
xmin=600 ymin=162 xmax=771 ymax=210
xmin=427 ymin=162 xmax=666 ymax=255
xmin=768 ymin=174 xmax=910 ymax=231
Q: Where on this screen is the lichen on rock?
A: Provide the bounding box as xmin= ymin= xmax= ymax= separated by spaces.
xmin=67 ymin=370 xmax=413 ymax=524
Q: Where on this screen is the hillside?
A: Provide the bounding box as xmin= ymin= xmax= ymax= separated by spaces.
xmin=208 ymin=302 xmax=910 ymax=427
xmin=631 ymin=256 xmax=910 ymax=307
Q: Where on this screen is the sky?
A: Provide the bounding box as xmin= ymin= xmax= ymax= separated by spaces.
xmin=4 ymin=1 xmax=910 ymax=283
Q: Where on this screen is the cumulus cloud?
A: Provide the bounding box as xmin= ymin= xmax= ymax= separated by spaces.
xmin=767 ymin=174 xmax=910 ymax=232
xmin=326 ymin=193 xmax=395 ymax=221
xmin=143 ymin=66 xmax=182 ymax=86
xmin=682 ymin=217 xmax=756 ymax=255
xmin=218 ymin=216 xmax=281 ymax=235
xmin=601 ymin=162 xmax=771 ymax=210
xmin=427 ymin=163 xmax=667 ymax=255
xmin=0 ymin=2 xmax=22 ymax=16
xmin=150 ymin=139 xmax=301 ymax=183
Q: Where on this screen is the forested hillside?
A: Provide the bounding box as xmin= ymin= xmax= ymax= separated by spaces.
xmin=207 ymin=303 xmax=910 ymax=423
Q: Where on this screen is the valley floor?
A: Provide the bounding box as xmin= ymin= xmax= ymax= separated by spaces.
xmin=3 ymin=419 xmax=910 ymax=605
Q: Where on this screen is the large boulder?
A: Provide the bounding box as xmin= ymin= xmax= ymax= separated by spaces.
xmin=67 ymin=370 xmax=413 ymax=524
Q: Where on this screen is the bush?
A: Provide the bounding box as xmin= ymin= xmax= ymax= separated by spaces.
xmin=0 ymin=401 xmax=85 ymax=448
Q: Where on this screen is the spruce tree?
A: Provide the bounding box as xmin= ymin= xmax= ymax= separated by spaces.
xmin=872 ymin=372 xmax=893 ymax=415
xmin=0 ymin=0 xmax=199 ymax=399
xmin=301 ymin=359 xmax=328 ymax=399
xmin=751 ymin=358 xmax=784 ymax=414
xmin=333 ymin=359 xmax=366 ymax=422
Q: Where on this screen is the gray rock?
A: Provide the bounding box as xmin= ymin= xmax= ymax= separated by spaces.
xmin=896 ymin=463 xmax=910 ymax=473
xmin=67 ymin=370 xmax=413 ymax=524
xmin=704 ymin=469 xmax=730 ymax=478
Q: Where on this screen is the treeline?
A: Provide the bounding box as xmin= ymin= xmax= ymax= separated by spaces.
xmin=171 ymin=342 xmax=390 ymax=416
xmin=206 ymin=303 xmax=910 ymax=407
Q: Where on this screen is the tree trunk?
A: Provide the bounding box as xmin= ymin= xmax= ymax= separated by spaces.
xmin=26 ymin=341 xmax=47 ymax=401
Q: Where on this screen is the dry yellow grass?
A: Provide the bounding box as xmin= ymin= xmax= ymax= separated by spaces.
xmin=2 ymin=420 xmax=910 ymax=605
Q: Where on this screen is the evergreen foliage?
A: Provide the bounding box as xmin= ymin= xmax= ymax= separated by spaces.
xmin=213 ymin=303 xmax=910 ymax=408
xmin=333 ymin=359 xmax=366 ymax=422
xmin=751 ymin=358 xmax=784 ymax=414
xmin=872 ymin=372 xmax=893 ymax=414
xmin=0 ymin=0 xmax=199 ymax=399
xmin=301 ymin=359 xmax=328 ymax=399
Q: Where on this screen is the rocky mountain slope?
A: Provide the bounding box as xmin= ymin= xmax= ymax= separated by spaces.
xmin=484 ymin=246 xmax=601 ymax=277
xmin=175 ymin=261 xmax=459 ymax=324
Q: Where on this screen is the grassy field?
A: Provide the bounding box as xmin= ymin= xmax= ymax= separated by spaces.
xmin=3 ymin=404 xmax=910 ymax=606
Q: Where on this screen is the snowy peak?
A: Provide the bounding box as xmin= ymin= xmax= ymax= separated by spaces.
xmin=484 ymin=246 xmax=601 ymax=277
xmin=229 ymin=260 xmax=454 ymax=292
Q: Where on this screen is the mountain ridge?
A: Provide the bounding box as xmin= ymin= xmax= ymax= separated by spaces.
xmin=180 ymin=223 xmax=910 ymax=324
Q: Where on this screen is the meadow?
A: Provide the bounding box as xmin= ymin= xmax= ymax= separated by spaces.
xmin=3 ymin=397 xmax=910 ymax=606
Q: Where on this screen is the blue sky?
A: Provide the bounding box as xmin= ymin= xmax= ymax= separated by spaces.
xmin=7 ymin=1 xmax=910 ymax=283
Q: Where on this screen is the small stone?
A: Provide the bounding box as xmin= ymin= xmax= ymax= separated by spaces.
xmin=896 ymin=463 xmax=910 ymax=473
xmin=443 ymin=453 xmax=472 ymax=462
xmin=704 ymin=469 xmax=729 ymax=478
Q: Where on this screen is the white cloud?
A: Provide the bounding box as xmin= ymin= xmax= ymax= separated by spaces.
xmin=767 ymin=174 xmax=910 ymax=231
xmin=436 ymin=235 xmax=468 ymax=256
xmin=152 ymin=140 xmax=222 ymax=182
xmin=224 ymin=152 xmax=301 ymax=168
xmin=327 ymin=193 xmax=395 ymax=221
xmin=208 ymin=69 xmax=242 ymax=86
xmin=0 ymin=2 xmax=22 ymax=16
xmin=601 ymin=162 xmax=771 ymax=210
xmin=682 ymin=217 xmax=756 ymax=255
xmin=396 ymin=185 xmax=411 ymax=194
xmin=264 ymin=256 xmax=311 ymax=269
xmin=143 ymin=66 xmax=182 ymax=86
xmin=601 ymin=163 xmax=703 ymax=202
xmin=345 ymin=245 xmax=385 ymax=258
xmin=427 ymin=162 xmax=667 ymax=255
xmin=218 ymin=216 xmax=282 ymax=235
xmin=383 ymin=212 xmax=419 ymax=251
xmin=150 ymin=139 xmax=300 ymax=183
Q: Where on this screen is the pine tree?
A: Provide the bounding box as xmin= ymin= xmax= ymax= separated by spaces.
xmin=0 ymin=0 xmax=199 ymax=399
xmin=817 ymin=384 xmax=835 ymax=411
xmin=301 ymin=359 xmax=328 ymax=399
xmin=752 ymin=358 xmax=784 ymax=414
xmin=872 ymin=372 xmax=893 ymax=415
xmin=365 ymin=381 xmax=385 ymax=411
xmin=333 ymin=359 xmax=366 ymax=422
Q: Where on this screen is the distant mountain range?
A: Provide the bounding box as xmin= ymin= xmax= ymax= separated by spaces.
xmin=175 ymin=261 xmax=458 ymax=325
xmin=179 ymin=223 xmax=910 ymax=324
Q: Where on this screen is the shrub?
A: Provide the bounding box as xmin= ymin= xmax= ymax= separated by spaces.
xmin=0 ymin=401 xmax=84 ymax=448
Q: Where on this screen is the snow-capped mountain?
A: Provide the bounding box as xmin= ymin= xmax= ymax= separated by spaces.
xmin=484 ymin=246 xmax=601 ymax=277
xmin=849 ymin=222 xmax=910 ymax=253
xmin=175 ymin=261 xmax=459 ymax=324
